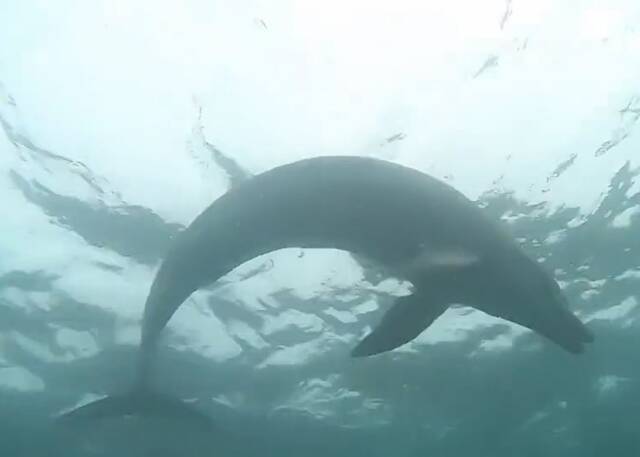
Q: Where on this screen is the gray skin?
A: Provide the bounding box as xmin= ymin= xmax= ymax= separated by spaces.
xmin=138 ymin=155 xmax=592 ymax=374
xmin=58 ymin=155 xmax=593 ymax=424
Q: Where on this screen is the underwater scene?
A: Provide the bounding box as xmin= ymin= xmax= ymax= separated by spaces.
xmin=1 ymin=1 xmax=639 ymax=456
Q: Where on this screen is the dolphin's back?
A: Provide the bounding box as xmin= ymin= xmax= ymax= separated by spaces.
xmin=142 ymin=156 xmax=512 ymax=346
xmin=142 ymin=156 xmax=505 ymax=345
xmin=183 ymin=155 xmax=505 ymax=272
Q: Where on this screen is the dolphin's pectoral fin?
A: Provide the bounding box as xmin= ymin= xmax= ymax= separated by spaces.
xmin=351 ymin=293 xmax=449 ymax=357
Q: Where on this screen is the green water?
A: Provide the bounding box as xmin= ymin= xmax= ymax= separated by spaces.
xmin=1 ymin=1 xmax=639 ymax=455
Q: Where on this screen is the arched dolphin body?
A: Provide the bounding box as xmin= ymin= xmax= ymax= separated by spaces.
xmin=58 ymin=155 xmax=593 ymax=423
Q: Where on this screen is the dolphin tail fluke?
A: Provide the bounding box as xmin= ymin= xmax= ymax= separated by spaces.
xmin=55 ymin=390 xmax=213 ymax=429
xmin=351 ymin=293 xmax=449 ymax=357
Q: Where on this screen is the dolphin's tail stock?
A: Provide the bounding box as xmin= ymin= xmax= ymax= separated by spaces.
xmin=55 ymin=345 xmax=212 ymax=429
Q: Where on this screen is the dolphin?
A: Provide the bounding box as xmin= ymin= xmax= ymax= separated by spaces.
xmin=58 ymin=155 xmax=593 ymax=423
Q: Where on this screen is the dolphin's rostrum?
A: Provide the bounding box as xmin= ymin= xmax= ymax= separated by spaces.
xmin=58 ymin=155 xmax=593 ymax=423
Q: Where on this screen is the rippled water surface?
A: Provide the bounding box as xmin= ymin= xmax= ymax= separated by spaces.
xmin=1 ymin=1 xmax=639 ymax=456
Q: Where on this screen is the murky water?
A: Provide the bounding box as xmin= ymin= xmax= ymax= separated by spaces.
xmin=1 ymin=1 xmax=639 ymax=456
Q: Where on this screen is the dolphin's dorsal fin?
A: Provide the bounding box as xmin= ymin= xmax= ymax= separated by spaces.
xmin=351 ymin=292 xmax=449 ymax=357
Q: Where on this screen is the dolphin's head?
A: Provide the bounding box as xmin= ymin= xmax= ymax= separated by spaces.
xmin=473 ymin=251 xmax=594 ymax=354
